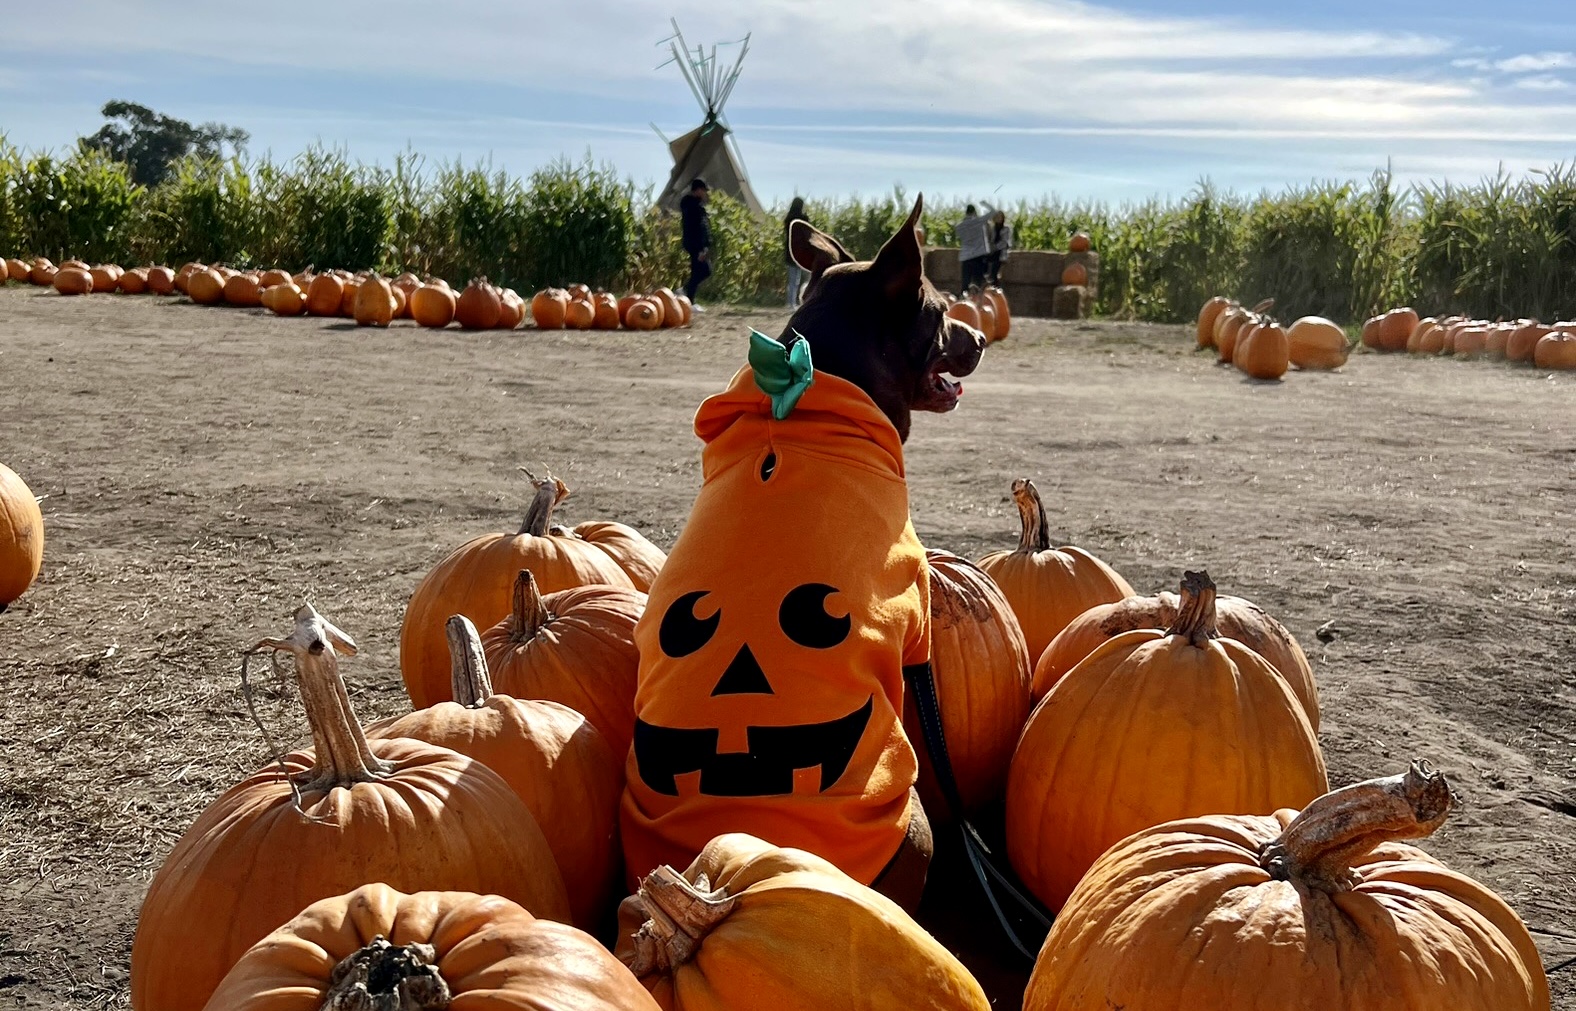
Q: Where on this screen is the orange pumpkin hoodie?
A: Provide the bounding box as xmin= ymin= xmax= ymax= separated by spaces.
xmin=621 ymin=345 xmax=930 ymax=886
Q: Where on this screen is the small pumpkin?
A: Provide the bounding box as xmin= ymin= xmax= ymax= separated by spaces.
xmin=1359 ymin=314 xmax=1384 ymax=350
xmin=398 ymin=474 xmax=637 ymax=709
xmin=1068 ymin=231 xmax=1092 ymax=253
xmin=28 ymin=258 xmax=56 ymax=285
xmin=592 ymin=291 xmax=621 ymax=329
xmin=0 ymin=462 xmax=45 ymax=608
xmin=53 ymin=266 xmax=93 ymax=295
xmin=1417 ymin=320 xmax=1448 ymax=355
xmin=130 ymin=606 xmax=569 ymax=1011
xmin=1060 ymin=261 xmax=1088 ymax=286
xmin=1454 ymin=325 xmax=1490 ymax=359
xmin=304 ymin=273 xmax=344 ymax=316
xmin=1006 ymin=571 xmax=1327 ymax=912
xmin=565 ymin=298 xmax=596 ymax=330
xmin=257 ymin=267 xmax=292 ymax=288
xmin=1286 ymin=316 xmax=1349 ymax=370
xmin=976 ymin=478 xmax=1134 ymax=662
xmin=353 ymin=275 xmax=397 ymax=327
xmin=369 ymin=615 xmax=624 ymax=931
xmin=1022 ymin=762 xmax=1551 ymax=1011
xmin=4 ymin=257 xmax=27 ymax=281
xmin=626 ymin=298 xmax=663 ymax=330
xmin=409 ymin=282 xmax=457 ymax=327
xmin=1197 ymin=296 xmax=1231 ymax=349
xmin=480 ymin=568 xmax=645 ymax=760
xmin=1408 ymin=317 xmax=1441 ymax=354
xmin=145 ymin=265 xmax=176 ymax=295
xmin=1033 ymin=584 xmax=1320 ymax=729
xmin=260 ymin=282 xmax=306 ymax=316
xmin=1238 ymin=317 xmax=1290 ymax=380
xmin=1508 ymin=322 xmax=1555 ymax=363
xmin=206 ymin=883 xmax=660 ymax=1011
xmin=496 ymin=288 xmax=525 ymax=329
xmin=1484 ymin=322 xmax=1514 ymax=358
xmin=117 ymin=267 xmax=149 ymax=294
xmin=89 ymin=264 xmax=121 ymax=292
xmin=1534 ymin=331 xmax=1576 ymax=369
xmin=615 ymin=833 xmax=991 ymax=1011
xmin=904 ymin=550 xmax=1032 ymax=815
xmin=456 ymin=278 xmax=503 ymax=329
xmin=186 ymin=268 xmax=225 ymax=305
xmin=532 ymin=288 xmax=570 ymax=329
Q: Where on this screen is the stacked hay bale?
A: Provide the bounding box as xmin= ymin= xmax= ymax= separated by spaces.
xmin=923 ymin=248 xmax=1098 ymax=319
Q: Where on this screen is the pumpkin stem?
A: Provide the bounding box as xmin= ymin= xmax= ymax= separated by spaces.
xmin=621 ymin=866 xmax=737 ymax=978
xmin=1166 ymin=570 xmax=1219 ymax=646
xmin=1260 ymin=760 xmax=1452 ymax=893
xmin=516 ymin=470 xmax=569 ymax=536
xmin=247 ymin=604 xmax=392 ymax=792
xmin=1009 ymin=478 xmax=1053 ymax=552
xmin=505 ymin=569 xmax=552 ymax=643
xmin=446 ymin=615 xmax=493 ymax=707
xmin=321 ymin=935 xmax=451 ymax=1011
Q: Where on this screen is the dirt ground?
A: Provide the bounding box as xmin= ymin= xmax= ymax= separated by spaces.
xmin=1 ymin=284 xmax=1572 ymax=1009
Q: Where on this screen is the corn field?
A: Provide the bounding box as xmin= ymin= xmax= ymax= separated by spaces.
xmin=3 ymin=135 xmax=1574 ymax=324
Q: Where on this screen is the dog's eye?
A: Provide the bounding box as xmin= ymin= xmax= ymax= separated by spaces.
xmin=660 ymin=591 xmax=720 ymax=657
xmin=779 ymin=583 xmax=851 ymax=648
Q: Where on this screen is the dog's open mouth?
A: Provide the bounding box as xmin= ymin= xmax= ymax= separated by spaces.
xmin=925 ymin=365 xmax=964 ymax=410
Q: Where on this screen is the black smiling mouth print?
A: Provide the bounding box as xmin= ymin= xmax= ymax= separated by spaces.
xmin=638 ymin=582 xmax=870 ymax=797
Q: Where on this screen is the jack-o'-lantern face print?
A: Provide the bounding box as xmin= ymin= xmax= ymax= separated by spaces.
xmin=632 ymin=583 xmax=874 ymax=798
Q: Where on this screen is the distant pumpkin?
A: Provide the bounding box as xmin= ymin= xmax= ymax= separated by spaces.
xmin=532 ymin=288 xmax=570 ymax=329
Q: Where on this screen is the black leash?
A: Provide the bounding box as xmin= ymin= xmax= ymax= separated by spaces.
xmin=903 ymin=661 xmax=1053 ymax=960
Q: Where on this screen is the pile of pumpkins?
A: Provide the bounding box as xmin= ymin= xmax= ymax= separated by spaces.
xmin=943 ymin=284 xmax=1011 ymax=342
xmin=1 ymin=255 xmax=692 ymax=332
xmin=1361 ymin=306 xmax=1576 ymax=369
xmin=107 ymin=468 xmax=1550 ymax=1011
xmin=1196 ymin=296 xmax=1353 ymax=379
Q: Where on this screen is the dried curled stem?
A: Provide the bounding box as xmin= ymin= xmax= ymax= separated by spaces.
xmin=445 ymin=615 xmax=492 ymax=707
xmin=323 ymin=935 xmax=451 ymax=1011
xmin=1260 ymin=760 xmax=1452 ymax=892
xmin=1009 ymin=478 xmax=1053 ymax=553
xmin=244 ymin=604 xmax=391 ymax=794
xmin=516 ymin=469 xmax=569 ymax=537
xmin=621 ymin=867 xmax=737 ymax=979
xmin=1166 ymin=570 xmax=1219 ymax=647
xmin=504 ymin=569 xmax=552 ymax=644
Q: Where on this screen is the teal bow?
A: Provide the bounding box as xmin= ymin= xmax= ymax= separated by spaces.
xmin=748 ymin=329 xmax=814 ymax=419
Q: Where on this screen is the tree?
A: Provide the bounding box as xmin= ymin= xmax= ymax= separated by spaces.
xmin=79 ymin=101 xmax=249 ymax=187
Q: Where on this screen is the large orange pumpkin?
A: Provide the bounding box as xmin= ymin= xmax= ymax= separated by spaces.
xmin=409 ymin=282 xmax=457 ymax=327
xmin=626 ymin=298 xmax=663 ymax=330
xmin=129 ymin=605 xmax=568 ymax=1011
xmin=615 ymin=833 xmax=991 ymax=1011
xmin=1286 ymin=316 xmax=1350 ymax=370
xmin=617 ymin=293 xmax=642 ymax=326
xmin=223 ymin=272 xmax=264 ymax=307
xmin=3 ymin=257 xmax=26 ymax=281
xmin=1215 ymin=309 xmax=1251 ymax=362
xmin=652 ymin=287 xmax=684 ymax=328
xmin=904 ymin=550 xmax=1031 ymax=815
xmin=1360 ymin=314 xmax=1384 ymax=350
xmin=592 ymin=291 xmax=621 ymax=329
xmin=983 ymin=286 xmax=1010 ymax=339
xmin=975 ymin=478 xmax=1134 ymax=662
xmin=0 ymin=462 xmax=45 ymax=608
xmin=1407 ymin=316 xmax=1439 ymax=353
xmin=118 ymin=267 xmax=149 ymax=294
xmin=456 ymin=278 xmax=503 ymax=329
xmin=89 ymin=264 xmax=121 ymax=292
xmin=480 ymin=569 xmax=645 ymax=761
xmin=1033 ymin=584 xmax=1320 ymax=728
xmin=1378 ymin=306 xmax=1419 ymax=352
xmin=369 ymin=615 xmax=624 ymax=931
xmin=353 ymin=275 xmax=397 ymax=327
xmin=973 ymin=296 xmax=999 ymax=342
xmin=1238 ymin=318 xmax=1290 ymax=380
xmin=260 ymin=282 xmax=306 ymax=316
xmin=565 ymin=298 xmax=596 ymax=330
xmin=53 ymin=266 xmax=93 ymax=295
xmin=28 ymin=257 xmax=56 ymax=285
xmin=532 ymin=288 xmax=570 ymax=329
xmin=398 ymin=475 xmax=636 ymax=709
xmin=1454 ymin=325 xmax=1490 ymax=358
xmin=1534 ymin=331 xmax=1576 ymax=369
xmin=946 ymin=299 xmax=981 ymax=330
xmin=1197 ymin=296 xmax=1231 ymax=349
xmin=1005 ymin=571 xmax=1328 ymax=911
xmin=187 ymin=268 xmax=225 ymax=305
xmin=1507 ymin=322 xmax=1554 ymax=363
xmin=562 ymin=520 xmax=666 ymax=591
xmin=1060 ymin=261 xmax=1088 ymax=286
xmin=304 ymin=273 xmax=344 ymax=316
xmin=206 ymin=883 xmax=661 ymax=1011
xmin=1023 ymin=762 xmax=1551 ymax=1011
xmin=144 ymin=265 xmax=174 ymax=294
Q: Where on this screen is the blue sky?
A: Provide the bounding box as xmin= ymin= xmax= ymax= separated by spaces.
xmin=2 ymin=0 xmax=1574 ymax=206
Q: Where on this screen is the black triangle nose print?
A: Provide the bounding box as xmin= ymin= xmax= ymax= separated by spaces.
xmin=711 ymin=644 xmax=774 ymax=695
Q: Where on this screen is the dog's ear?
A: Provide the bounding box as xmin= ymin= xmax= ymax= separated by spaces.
xmin=868 ymin=194 xmax=924 ymax=301
xmin=790 ymin=219 xmax=854 ymax=284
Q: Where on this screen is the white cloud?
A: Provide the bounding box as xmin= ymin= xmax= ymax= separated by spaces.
xmin=1495 ymin=51 xmax=1576 ymax=74
xmin=1512 ymin=75 xmax=1571 ymax=91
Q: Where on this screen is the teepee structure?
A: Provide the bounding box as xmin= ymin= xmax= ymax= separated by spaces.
xmin=655 ymin=20 xmax=764 ymax=217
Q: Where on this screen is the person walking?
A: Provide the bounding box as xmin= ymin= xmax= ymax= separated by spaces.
xmin=986 ymin=209 xmax=1013 ymax=286
xmin=679 ymin=178 xmax=711 ymax=309
xmin=783 ymin=196 xmax=810 ymax=311
xmin=955 ymin=203 xmax=992 ymax=294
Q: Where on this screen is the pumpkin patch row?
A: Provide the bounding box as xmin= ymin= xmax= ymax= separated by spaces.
xmin=943 ymin=285 xmax=1013 ymax=342
xmin=2 ymin=255 xmax=694 ymax=332
xmin=115 ymin=466 xmax=1551 ymax=1010
xmin=1196 ymin=296 xmax=1354 ymax=379
xmin=1362 ymin=306 xmax=1576 ymax=369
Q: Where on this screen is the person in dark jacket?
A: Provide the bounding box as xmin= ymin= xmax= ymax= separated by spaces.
xmin=679 ymin=178 xmax=711 ymax=308
xmin=783 ymin=196 xmax=809 ymax=310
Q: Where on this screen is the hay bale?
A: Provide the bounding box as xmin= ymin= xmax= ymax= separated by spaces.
xmin=924 ymin=248 xmax=963 ymax=288
xmin=1000 ymin=251 xmax=1066 ymax=287
xmin=1052 ymin=285 xmax=1091 ymax=319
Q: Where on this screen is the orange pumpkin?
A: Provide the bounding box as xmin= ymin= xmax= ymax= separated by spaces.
xmin=0 ymin=462 xmax=45 ymax=607
xmin=398 ymin=474 xmax=637 ymax=709
xmin=1215 ymin=310 xmax=1250 ymax=363
xmin=973 ymin=296 xmax=999 ymax=341
xmin=975 ymin=478 xmax=1134 ymax=662
xmin=1068 ymin=231 xmax=1092 ymax=253
xmin=615 ymin=834 xmax=990 ymax=1011
xmin=257 ymin=268 xmax=292 ymax=288
xmin=1006 ymin=571 xmax=1327 ymax=912
xmin=626 ymin=298 xmax=663 ymax=330
xmin=455 ymin=278 xmax=502 ymax=329
xmin=651 ymin=287 xmax=684 ymax=327
xmin=1060 ymin=261 xmax=1088 ymax=286
xmin=4 ymin=257 xmax=27 ymax=281
xmin=409 ymin=283 xmax=457 ymax=328
xmin=223 ymin=272 xmax=263 ymax=307
xmin=1238 ymin=318 xmax=1290 ymax=380
xmin=186 ymin=267 xmax=225 ymax=305
xmin=562 ymin=520 xmax=667 ymax=591
xmin=565 ymin=298 xmax=596 ymax=329
xmin=29 ymin=257 xmax=56 ymax=285
xmin=89 ymin=264 xmax=121 ymax=292
xmin=1418 ymin=320 xmax=1448 ymax=354
xmin=304 ymin=273 xmax=344 ymax=316
xmin=676 ymin=293 xmax=694 ymax=327
xmin=617 ymin=293 xmax=641 ymax=326
xmin=1378 ymin=307 xmax=1419 ymax=352
xmin=496 ymin=288 xmax=525 ymax=329
xmin=566 ymin=282 xmax=591 ymax=301
xmin=1534 ymin=331 xmax=1576 ymax=369
xmin=1023 ymin=762 xmax=1551 ymax=1011
xmin=532 ymin=288 xmax=570 ymax=329
xmin=905 ymin=550 xmax=1031 ymax=815
xmin=1359 ymin=314 xmax=1384 ymax=350
xmin=480 ymin=569 xmax=645 ymax=766
xmin=1507 ymin=322 xmax=1555 ymax=362
xmin=369 ymin=615 xmax=624 ymax=930
xmin=117 ymin=267 xmax=149 ymax=294
xmin=1033 ymin=585 xmax=1320 ymax=728
xmin=206 ymin=883 xmax=660 ymax=1011
xmin=353 ymin=275 xmax=397 ymax=327
xmin=1484 ymin=322 xmax=1514 ymax=358
xmin=53 ymin=266 xmax=93 ymax=295
xmin=1408 ymin=317 xmax=1442 ymax=354
xmin=946 ymin=300 xmax=981 ymax=330
xmin=260 ymin=282 xmax=306 ymax=316
xmin=129 ymin=606 xmax=569 ymax=1011
xmin=0 ymin=258 xmax=7 ymax=282
xmin=1197 ymin=296 xmax=1231 ymax=349
xmin=145 ymin=265 xmax=175 ymax=295
xmin=984 ymin=286 xmax=1010 ymax=339
xmin=338 ymin=277 xmax=362 ymax=316
xmin=592 ymin=291 xmax=621 ymax=329
xmin=1454 ymin=325 xmax=1490 ymax=359
xmin=173 ymin=261 xmax=201 ymax=293
xmin=1286 ymin=316 xmax=1349 ymax=370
